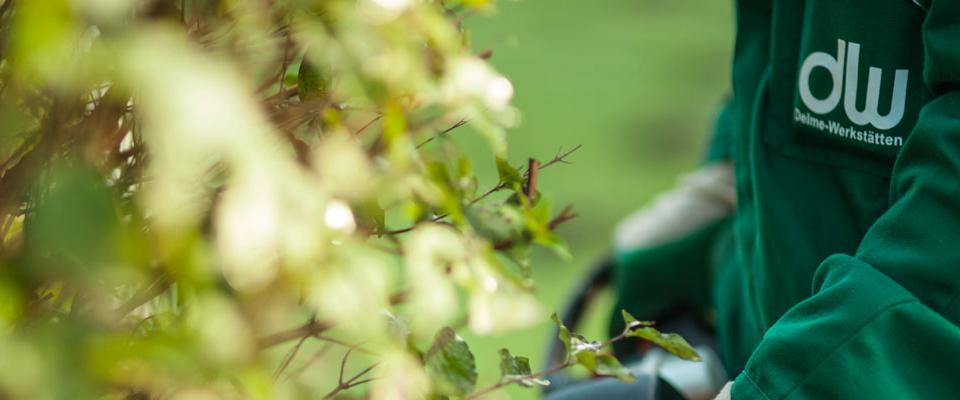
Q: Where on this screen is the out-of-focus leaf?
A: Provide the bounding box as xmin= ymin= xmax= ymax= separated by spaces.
xmin=622 ymin=310 xmax=701 ymax=361
xmin=531 ymin=197 xmax=551 ymax=225
xmin=450 ymin=0 xmax=494 ymax=10
xmin=510 ymin=197 xmax=571 ymax=260
xmin=503 ymin=239 xmax=533 ymax=279
xmin=533 ymin=231 xmax=572 ymax=260
xmin=495 ymin=157 xmax=522 ymax=188
xmin=297 ymin=55 xmax=330 ymax=101
xmin=593 ymin=354 xmax=635 ymax=383
xmin=356 ymin=200 xmax=386 ymax=232
xmin=457 ymin=156 xmax=472 ymax=179
xmin=498 ymin=348 xmax=548 ymax=387
xmin=428 ymin=161 xmax=455 ymax=190
xmin=550 ymin=313 xmax=572 ymax=361
xmin=465 ymin=205 xmax=513 ymax=242
xmin=23 ymin=165 xmax=121 ymax=279
xmin=425 ymin=327 xmax=478 ymax=396
xmin=468 ymin=284 xmax=541 ymax=334
xmin=382 ymin=99 xmax=407 ymax=144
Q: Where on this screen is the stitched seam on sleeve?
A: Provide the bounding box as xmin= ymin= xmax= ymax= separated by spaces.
xmin=778 ymin=299 xmax=917 ymax=399
xmin=742 ymin=373 xmax=774 ymax=400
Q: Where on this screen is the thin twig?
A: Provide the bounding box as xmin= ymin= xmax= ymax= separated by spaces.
xmin=273 ymin=335 xmax=309 ymax=380
xmin=549 ymin=204 xmax=578 ymax=230
xmin=338 ymin=345 xmax=355 ymax=386
xmin=256 ymin=32 xmax=292 ymax=94
xmin=259 ymin=319 xmax=331 ymax=348
xmin=322 ymin=344 xmax=378 ymax=399
xmin=353 ymin=115 xmax=383 ymax=136
xmin=114 ymin=273 xmax=172 ymax=321
xmin=374 ymin=216 xmax=448 ymax=235
xmin=415 ymin=119 xmax=468 ymax=148
xmin=264 ymin=86 xmax=299 ymax=103
xmin=312 ymin=335 xmax=378 ymax=356
xmin=466 ymin=360 xmax=574 ymax=400
xmin=541 ymin=144 xmax=582 ymax=170
xmin=285 ymin=342 xmax=334 ymax=380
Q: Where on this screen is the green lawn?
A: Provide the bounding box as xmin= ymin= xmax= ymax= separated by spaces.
xmin=457 ymin=1 xmax=734 ymax=398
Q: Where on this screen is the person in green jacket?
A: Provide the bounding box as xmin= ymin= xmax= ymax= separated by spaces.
xmin=612 ymin=0 xmax=960 ymax=398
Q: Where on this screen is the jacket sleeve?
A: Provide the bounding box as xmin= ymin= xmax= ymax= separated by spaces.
xmin=609 ymin=99 xmax=736 ymax=349
xmin=733 ymin=2 xmax=960 ymax=399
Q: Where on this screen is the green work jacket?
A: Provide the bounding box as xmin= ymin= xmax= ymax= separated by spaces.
xmin=721 ymin=0 xmax=960 ymax=398
xmin=614 ymin=0 xmax=960 ymax=398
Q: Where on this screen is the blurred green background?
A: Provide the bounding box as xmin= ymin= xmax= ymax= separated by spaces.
xmin=458 ymin=1 xmax=734 ymax=398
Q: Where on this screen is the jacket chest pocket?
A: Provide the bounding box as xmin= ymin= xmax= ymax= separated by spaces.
xmin=765 ymin=0 xmax=931 ymax=176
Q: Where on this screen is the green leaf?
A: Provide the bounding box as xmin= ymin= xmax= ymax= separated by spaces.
xmin=569 ymin=335 xmax=601 ymax=357
xmin=550 ymin=313 xmax=572 ymax=361
xmin=465 ymin=205 xmax=514 ymax=243
xmin=621 ymin=310 xmax=655 ymax=330
xmin=531 ymin=197 xmax=551 ymax=225
xmin=428 ymin=161 xmax=455 ymax=189
xmin=498 ymin=348 xmax=532 ymax=377
xmin=498 ymin=349 xmax=549 ymax=388
xmin=594 ymin=354 xmax=636 ymax=383
xmin=425 ymin=327 xmax=478 ymax=396
xmin=495 ymin=157 xmax=522 ymax=188
xmin=536 ymin=232 xmax=572 ymax=260
xmin=24 ymin=164 xmax=121 ymax=277
xmin=457 ymin=156 xmax=473 ymax=179
xmin=574 ymin=345 xmax=597 ymax=370
xmin=503 ymin=239 xmax=533 ymax=279
xmin=623 ymin=307 xmax=699 ymax=361
xmin=297 ymin=55 xmax=330 ymax=101
xmin=625 ymin=326 xmax=701 ymax=362
xmin=355 ymin=200 xmax=386 ymax=232
xmin=565 ymin=333 xmax=634 ymax=383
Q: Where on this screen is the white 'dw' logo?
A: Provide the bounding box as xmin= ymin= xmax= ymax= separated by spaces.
xmin=798 ymin=39 xmax=909 ymax=130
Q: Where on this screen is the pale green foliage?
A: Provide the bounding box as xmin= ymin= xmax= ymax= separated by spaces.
xmin=0 ymin=0 xmax=586 ymax=398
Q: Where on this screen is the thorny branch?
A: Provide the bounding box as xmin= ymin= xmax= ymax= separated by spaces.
xmin=322 ymin=344 xmax=379 ymax=399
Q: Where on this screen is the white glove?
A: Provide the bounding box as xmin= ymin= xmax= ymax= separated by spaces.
xmin=613 ymin=162 xmax=735 ymax=251
xmin=713 ymin=381 xmax=733 ymax=400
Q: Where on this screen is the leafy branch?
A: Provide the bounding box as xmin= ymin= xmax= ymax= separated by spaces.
xmin=374 ymin=144 xmax=583 ymax=236
xmin=464 ymin=310 xmax=701 ymax=399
